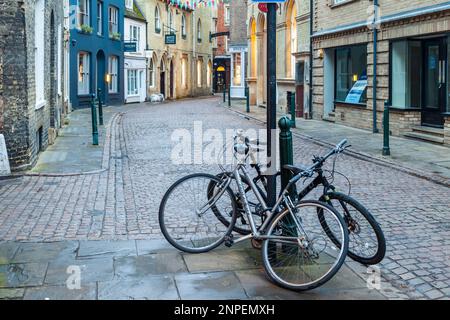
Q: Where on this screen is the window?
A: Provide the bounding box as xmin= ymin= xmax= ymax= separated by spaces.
xmin=127 ymin=70 xmax=138 ymax=96
xmin=78 ymin=0 xmax=90 ymax=27
xmin=197 ymin=19 xmax=202 ymax=42
xmin=97 ymin=1 xmax=103 ymax=35
xmin=155 ymin=6 xmax=161 ymax=33
xmin=335 ymin=45 xmax=367 ymax=104
xmin=108 ymin=6 xmax=118 ymax=36
xmin=225 ymin=5 xmax=230 ymax=25
xmin=168 ymin=10 xmax=174 ymax=35
xmin=78 ymin=52 xmax=90 ymax=95
xmin=233 ymin=53 xmax=242 ymax=86
xmin=129 ymin=25 xmax=140 ymax=51
xmin=149 ymin=57 xmax=155 ymax=87
xmin=181 ymin=56 xmax=188 ymax=88
xmin=197 ymin=58 xmax=203 ymax=87
xmin=334 ymin=0 xmax=349 ymax=4
xmin=108 ymin=56 xmax=118 ymax=93
xmin=207 ymin=61 xmax=212 ymax=87
xmin=391 ymin=40 xmax=422 ymax=109
xmin=181 ymin=14 xmax=186 ymax=38
xmin=35 ymin=0 xmax=45 ymax=107
xmin=125 ymin=0 xmax=133 ymax=10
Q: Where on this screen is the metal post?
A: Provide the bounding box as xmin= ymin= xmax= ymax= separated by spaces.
xmin=290 ymin=92 xmax=296 ymax=128
xmin=382 ymin=100 xmax=390 ymax=156
xmin=373 ymin=0 xmax=379 ymax=133
xmin=279 ymin=116 xmax=298 ymax=251
xmin=90 ymin=94 xmax=99 ymax=146
xmin=223 ymin=85 xmax=226 ymax=103
xmin=279 ymin=117 xmax=297 ymax=197
xmin=245 ymin=86 xmax=250 ymax=113
xmin=228 ymin=84 xmax=231 ymax=107
xmin=266 ymin=3 xmax=277 ymax=209
xmin=97 ymin=88 xmax=104 ymax=126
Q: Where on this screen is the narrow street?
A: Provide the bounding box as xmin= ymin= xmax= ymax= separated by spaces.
xmin=0 ymin=97 xmax=449 ymax=300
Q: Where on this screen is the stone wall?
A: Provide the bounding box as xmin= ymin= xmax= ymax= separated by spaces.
xmin=0 ymin=0 xmax=65 ymax=170
xmin=444 ymin=116 xmax=450 ymax=146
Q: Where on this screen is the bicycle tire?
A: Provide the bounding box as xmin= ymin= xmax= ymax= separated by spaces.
xmin=159 ymin=173 xmax=237 ymax=253
xmin=262 ymin=200 xmax=349 ymax=291
xmin=318 ymin=192 xmax=386 ymax=265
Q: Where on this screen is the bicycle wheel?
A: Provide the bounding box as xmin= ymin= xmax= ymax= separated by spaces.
xmin=210 ymin=172 xmax=267 ymax=235
xmin=159 ymin=173 xmax=237 ymax=253
xmin=262 ymin=200 xmax=349 ymax=291
xmin=319 ymin=192 xmax=386 ymax=265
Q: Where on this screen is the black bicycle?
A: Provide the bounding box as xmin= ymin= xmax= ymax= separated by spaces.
xmin=213 ymin=140 xmax=386 ymax=266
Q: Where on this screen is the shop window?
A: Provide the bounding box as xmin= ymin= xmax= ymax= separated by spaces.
xmin=233 ymin=53 xmax=242 ymax=86
xmin=335 ymin=45 xmax=367 ymax=104
xmin=391 ymin=40 xmax=422 ymax=109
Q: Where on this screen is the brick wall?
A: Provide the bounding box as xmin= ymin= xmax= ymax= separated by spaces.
xmin=0 ymin=0 xmax=64 ymax=170
xmin=214 ymin=1 xmax=229 ymax=56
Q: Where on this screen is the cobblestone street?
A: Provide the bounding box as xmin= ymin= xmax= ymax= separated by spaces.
xmin=0 ymin=97 xmax=449 ymax=299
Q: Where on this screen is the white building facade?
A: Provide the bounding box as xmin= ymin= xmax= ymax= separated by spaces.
xmin=124 ymin=1 xmax=147 ymax=104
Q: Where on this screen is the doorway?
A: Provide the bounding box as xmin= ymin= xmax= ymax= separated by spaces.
xmin=96 ymin=50 xmax=106 ymax=103
xmin=160 ymin=59 xmax=166 ymax=98
xmin=422 ymin=38 xmax=447 ymax=127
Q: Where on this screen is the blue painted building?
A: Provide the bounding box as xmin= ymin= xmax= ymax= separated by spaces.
xmin=70 ymin=0 xmax=124 ymax=108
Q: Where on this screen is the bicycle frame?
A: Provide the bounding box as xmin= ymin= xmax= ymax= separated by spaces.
xmin=230 ymin=163 xmax=303 ymax=244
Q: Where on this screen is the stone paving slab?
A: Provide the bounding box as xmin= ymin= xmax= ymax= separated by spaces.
xmin=0 ymin=262 xmax=48 ymax=288
xmin=23 ymin=283 xmax=97 ymax=300
xmin=44 ymin=257 xmax=114 ymax=285
xmin=114 ymin=253 xmax=187 ymax=279
xmin=77 ymin=240 xmax=137 ymax=259
xmin=175 ymin=272 xmax=248 ymax=300
xmin=136 ymin=239 xmax=174 ymax=255
xmin=0 ymin=242 xmax=20 ymax=264
xmin=183 ymin=249 xmax=261 ymax=273
xmin=0 ymin=288 xmax=25 ymax=300
xmin=98 ymin=275 xmax=179 ymax=300
xmin=12 ymin=241 xmax=78 ymax=263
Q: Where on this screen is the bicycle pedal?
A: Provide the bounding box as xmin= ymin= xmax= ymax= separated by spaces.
xmin=224 ymin=235 xmax=234 ymax=247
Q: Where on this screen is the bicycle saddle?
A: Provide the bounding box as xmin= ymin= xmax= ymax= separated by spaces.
xmin=282 ymin=164 xmax=309 ymax=175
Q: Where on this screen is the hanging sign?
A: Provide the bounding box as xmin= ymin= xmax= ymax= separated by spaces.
xmin=165 ymin=34 xmax=177 ymax=45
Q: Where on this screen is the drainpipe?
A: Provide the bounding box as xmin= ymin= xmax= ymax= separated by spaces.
xmin=309 ymin=0 xmax=313 ymax=119
xmin=372 ymin=0 xmax=379 ymax=133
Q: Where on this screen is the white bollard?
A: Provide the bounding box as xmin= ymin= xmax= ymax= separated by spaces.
xmin=0 ymin=134 xmax=11 ymax=176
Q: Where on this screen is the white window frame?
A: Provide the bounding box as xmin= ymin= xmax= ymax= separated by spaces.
xmin=97 ymin=1 xmax=103 ymax=35
xmin=129 ymin=24 xmax=140 ymax=52
xmin=197 ymin=19 xmax=202 ymax=42
xmin=108 ymin=55 xmax=118 ymax=93
xmin=78 ymin=0 xmax=90 ymax=28
xmin=108 ymin=6 xmax=118 ymax=35
xmin=224 ymin=5 xmax=230 ymax=26
xmin=78 ymin=52 xmax=90 ymax=95
xmin=35 ymin=0 xmax=45 ymax=108
xmin=127 ymin=69 xmax=139 ymax=96
xmin=125 ymin=0 xmax=133 ymax=10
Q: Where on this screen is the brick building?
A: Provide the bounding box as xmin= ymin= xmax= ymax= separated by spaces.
xmin=312 ymin=0 xmax=450 ymax=146
xmin=228 ymin=0 xmax=248 ymax=98
xmin=212 ymin=0 xmax=230 ymax=93
xmin=246 ymin=0 xmax=311 ymax=114
xmin=0 ymin=0 xmax=68 ymax=170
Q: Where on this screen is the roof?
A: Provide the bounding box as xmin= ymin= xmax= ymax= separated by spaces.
xmin=125 ymin=2 xmax=146 ymax=22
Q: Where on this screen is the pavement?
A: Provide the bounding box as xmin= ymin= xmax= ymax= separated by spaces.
xmin=28 ymin=105 xmax=122 ymax=175
xmin=0 ymin=96 xmax=449 ymax=300
xmin=0 ymin=239 xmax=388 ymax=300
xmin=227 ymin=98 xmax=450 ymax=186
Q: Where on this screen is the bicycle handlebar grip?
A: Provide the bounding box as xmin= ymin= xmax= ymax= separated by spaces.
xmin=337 ymin=139 xmax=348 ymax=149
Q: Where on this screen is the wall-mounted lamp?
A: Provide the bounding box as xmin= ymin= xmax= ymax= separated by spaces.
xmin=353 ymin=74 xmax=358 ymax=82
xmin=105 ymin=73 xmax=111 ymax=84
xmin=318 ymin=48 xmax=324 ymax=59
